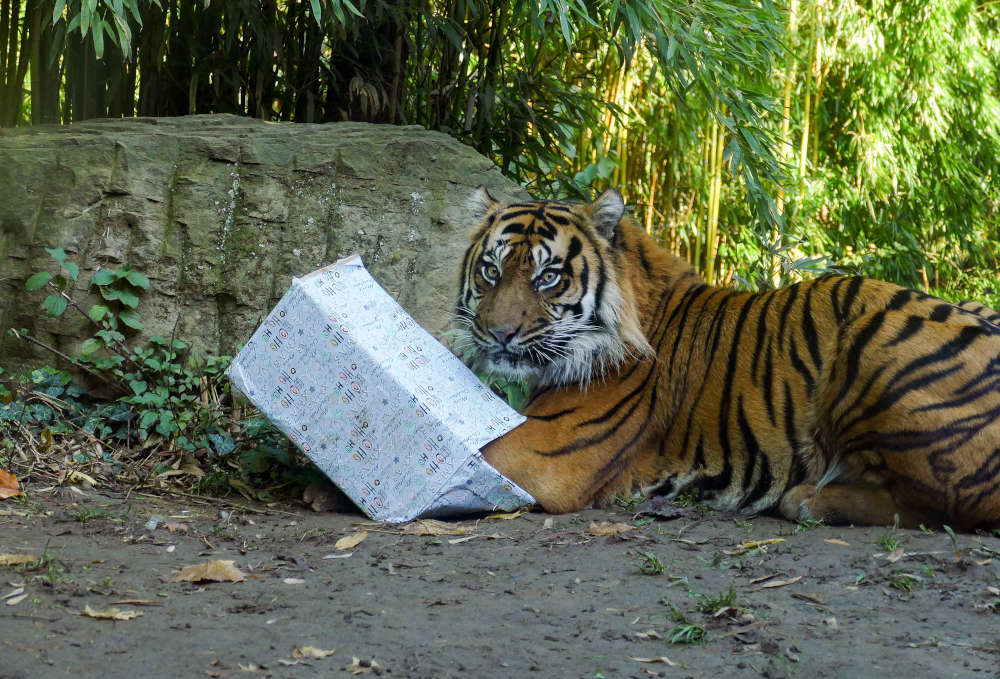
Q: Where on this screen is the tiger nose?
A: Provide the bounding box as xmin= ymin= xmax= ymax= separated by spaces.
xmin=489 ymin=325 xmax=518 ymax=346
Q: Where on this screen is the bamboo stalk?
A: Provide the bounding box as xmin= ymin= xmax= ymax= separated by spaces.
xmin=0 ymin=0 xmax=11 ymax=86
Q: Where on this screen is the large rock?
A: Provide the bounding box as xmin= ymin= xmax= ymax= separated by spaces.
xmin=0 ymin=115 xmax=526 ymax=375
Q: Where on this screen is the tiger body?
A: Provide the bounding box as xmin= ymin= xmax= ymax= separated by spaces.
xmin=456 ymin=188 xmax=1000 ymax=528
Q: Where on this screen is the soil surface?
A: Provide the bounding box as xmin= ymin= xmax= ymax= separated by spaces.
xmin=2 ymin=488 xmax=998 ymax=679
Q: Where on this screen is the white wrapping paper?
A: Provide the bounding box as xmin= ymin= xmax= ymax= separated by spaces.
xmin=227 ymin=255 xmax=533 ymax=522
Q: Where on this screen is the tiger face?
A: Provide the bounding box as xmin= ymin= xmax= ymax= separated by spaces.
xmin=455 ymin=187 xmax=651 ymax=387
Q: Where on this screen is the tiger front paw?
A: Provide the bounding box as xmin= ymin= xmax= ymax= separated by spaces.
xmin=779 ymin=484 xmax=819 ymax=522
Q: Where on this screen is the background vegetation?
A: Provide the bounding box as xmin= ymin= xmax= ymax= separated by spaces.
xmin=1 ymin=0 xmax=997 ymax=301
xmin=1 ymin=0 xmax=997 ymax=499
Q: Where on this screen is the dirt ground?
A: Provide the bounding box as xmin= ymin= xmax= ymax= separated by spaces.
xmin=1 ymin=487 xmax=998 ymax=679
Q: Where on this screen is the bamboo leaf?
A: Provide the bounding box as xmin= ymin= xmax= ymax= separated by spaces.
xmin=93 ymin=19 xmax=106 ymax=58
xmin=52 ymin=0 xmax=67 ymax=26
xmin=309 ymin=0 xmax=323 ymax=27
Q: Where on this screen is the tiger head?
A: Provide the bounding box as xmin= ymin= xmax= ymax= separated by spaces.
xmin=454 ymin=187 xmax=651 ymax=387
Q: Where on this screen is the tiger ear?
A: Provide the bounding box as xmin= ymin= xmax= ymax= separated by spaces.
xmin=589 ymin=188 xmax=625 ymax=240
xmin=467 ymin=185 xmax=500 ymax=221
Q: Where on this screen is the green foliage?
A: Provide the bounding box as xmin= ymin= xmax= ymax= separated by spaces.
xmin=634 ymin=551 xmax=664 ymax=575
xmin=664 ymin=605 xmax=708 ymax=644
xmin=670 ymin=490 xmax=700 ymax=508
xmin=877 ymin=531 xmax=902 ymax=553
xmin=10 ymin=250 xmax=304 ymax=494
xmin=4 ymin=0 xmax=997 ymax=303
xmin=692 ymin=583 xmax=738 ymax=614
xmin=888 ymin=571 xmax=921 ymax=592
xmin=51 ymin=0 xmax=157 ymax=58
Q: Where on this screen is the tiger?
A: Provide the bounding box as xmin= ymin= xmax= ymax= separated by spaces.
xmin=454 ymin=186 xmax=1000 ymax=529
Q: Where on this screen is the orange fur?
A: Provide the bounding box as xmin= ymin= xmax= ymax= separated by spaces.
xmin=457 ymin=190 xmax=1000 ymax=528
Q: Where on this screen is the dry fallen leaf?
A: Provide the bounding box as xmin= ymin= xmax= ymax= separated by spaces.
xmin=67 ymin=470 xmax=98 ymax=487
xmin=0 ymin=470 xmax=22 ymax=500
xmin=82 ymin=605 xmax=142 ymax=620
xmin=588 ymin=521 xmax=636 ymax=536
xmin=293 ymin=646 xmax=336 ymax=659
xmin=5 ymin=593 xmax=26 ymax=606
xmin=334 ymin=531 xmax=368 ymax=550
xmin=633 ymin=630 xmax=663 ymax=641
xmin=168 ymin=560 xmax=246 ymax=583
xmin=484 ymin=509 xmax=524 ymax=520
xmin=542 ymin=517 xmax=554 ymax=529
xmin=447 ymin=535 xmax=479 ymax=545
xmin=886 ymin=547 xmax=905 ymax=563
xmin=0 ymin=554 xmax=38 ymax=567
xmin=758 ymin=576 xmax=802 ymax=589
xmin=344 ymin=657 xmax=382 ymax=675
xmin=401 ymin=520 xmax=470 ymax=536
xmin=824 ymin=538 xmax=850 ymax=547
xmin=630 ymin=656 xmax=677 ymax=666
xmin=164 ymin=522 xmax=190 ymax=534
xmin=724 ymin=538 xmax=785 ymax=556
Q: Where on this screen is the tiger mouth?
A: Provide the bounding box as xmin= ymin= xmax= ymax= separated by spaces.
xmin=484 ymin=346 xmax=542 ymax=368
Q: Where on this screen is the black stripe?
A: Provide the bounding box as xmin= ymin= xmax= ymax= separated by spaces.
xmin=763 ymin=340 xmax=776 ymax=426
xmin=886 ymin=288 xmax=914 ymax=311
xmin=831 ymin=310 xmax=889 ymax=407
xmin=751 ymin=290 xmax=777 ymax=382
xmin=776 ymin=283 xmax=800 ymax=346
xmin=801 ymin=285 xmax=822 ymax=370
xmin=737 ymin=395 xmax=773 ymax=508
xmin=716 ymin=296 xmax=757 ymax=497
xmin=838 ymin=276 xmax=866 ymax=321
xmin=885 ymin=316 xmax=924 ymax=347
xmin=930 ymin=304 xmax=953 ymax=322
xmin=788 ymin=340 xmax=816 ymax=396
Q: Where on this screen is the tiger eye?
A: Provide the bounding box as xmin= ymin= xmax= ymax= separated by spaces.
xmin=482 ymin=263 xmax=499 ymax=279
xmin=537 ymin=270 xmax=560 ymax=287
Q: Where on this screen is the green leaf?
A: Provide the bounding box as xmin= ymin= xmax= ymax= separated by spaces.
xmin=25 ymin=272 xmax=53 ymax=291
xmin=88 ymin=304 xmax=110 ymax=322
xmin=119 ymin=308 xmax=143 ymax=329
xmin=92 ymin=19 xmax=105 ymax=58
xmin=124 ymin=269 xmax=150 ymax=290
xmin=61 ymin=261 xmax=80 ymax=281
xmin=80 ymin=338 xmax=102 ymax=355
xmin=45 ymin=247 xmax=67 ymax=262
xmin=118 ymin=288 xmax=140 ymax=308
xmin=209 ymin=432 xmax=237 ymax=457
xmin=129 ymin=379 xmax=148 ymax=395
xmin=91 ymin=269 xmax=116 ymax=286
xmin=43 ymin=295 xmax=68 ymax=317
xmin=155 ymin=411 xmax=177 ymax=436
xmin=139 ymin=410 xmax=158 ymax=430
xmin=52 ymin=0 xmax=67 ymax=25
xmin=309 ymin=0 xmax=323 ymax=27
xmin=100 ymin=286 xmax=121 ymax=301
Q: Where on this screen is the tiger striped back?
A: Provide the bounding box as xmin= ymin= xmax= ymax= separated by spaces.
xmin=457 ymin=188 xmax=1000 ymax=528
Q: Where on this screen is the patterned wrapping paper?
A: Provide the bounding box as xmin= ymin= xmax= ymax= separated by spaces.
xmin=226 ymin=255 xmax=534 ymax=522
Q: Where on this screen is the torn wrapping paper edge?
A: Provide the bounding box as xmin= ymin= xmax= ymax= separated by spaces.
xmin=226 ymin=254 xmax=534 ymax=523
